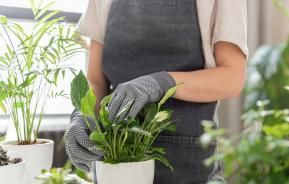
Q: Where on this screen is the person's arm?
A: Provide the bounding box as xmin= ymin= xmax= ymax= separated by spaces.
xmin=86 ymin=40 xmax=110 ymax=112
xmin=168 ymin=41 xmax=247 ymax=103
xmin=64 ymin=40 xmax=108 ymax=173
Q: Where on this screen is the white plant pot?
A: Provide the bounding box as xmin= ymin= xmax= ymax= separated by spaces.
xmin=0 ymin=158 xmax=25 ymax=184
xmin=92 ymin=159 xmax=155 ymax=184
xmin=2 ymin=139 xmax=54 ymax=184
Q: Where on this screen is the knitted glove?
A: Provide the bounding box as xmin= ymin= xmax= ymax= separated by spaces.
xmin=108 ymin=71 xmax=176 ymax=122
xmin=64 ymin=109 xmax=104 ymax=172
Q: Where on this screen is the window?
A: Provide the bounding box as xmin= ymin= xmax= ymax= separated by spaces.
xmin=0 ymin=0 xmax=89 ymax=115
xmin=0 ymin=0 xmax=89 ymax=13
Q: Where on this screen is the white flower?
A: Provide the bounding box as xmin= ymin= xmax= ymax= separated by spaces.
xmin=153 ymin=111 xmax=169 ymax=122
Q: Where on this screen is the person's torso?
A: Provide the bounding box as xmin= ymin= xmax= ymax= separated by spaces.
xmin=102 ymin=0 xmax=217 ymax=138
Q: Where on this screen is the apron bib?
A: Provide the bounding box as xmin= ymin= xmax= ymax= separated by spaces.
xmin=102 ymin=0 xmax=217 ymax=183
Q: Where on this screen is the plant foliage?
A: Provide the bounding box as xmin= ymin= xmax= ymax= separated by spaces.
xmin=36 ymin=168 xmax=89 ymax=184
xmin=70 ymin=71 xmax=177 ymax=171
xmin=201 ymin=101 xmax=289 ymax=184
xmin=244 ymin=43 xmax=289 ymax=111
xmin=244 ymin=0 xmax=289 ymax=112
xmin=0 ymin=0 xmax=83 ymax=144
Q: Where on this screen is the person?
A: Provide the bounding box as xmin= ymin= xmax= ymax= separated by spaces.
xmin=64 ymin=0 xmax=248 ymax=183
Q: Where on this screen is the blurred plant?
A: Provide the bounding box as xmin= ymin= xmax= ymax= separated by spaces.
xmin=63 ymin=161 xmax=92 ymax=182
xmin=243 ymin=42 xmax=289 ymax=111
xmin=36 ymin=167 xmax=90 ymax=184
xmin=244 ymin=0 xmax=289 ymax=112
xmin=0 ymin=136 xmax=4 ymax=142
xmin=201 ymin=101 xmax=289 ymax=184
xmin=273 ymin=0 xmax=289 ymax=20
xmin=0 ymin=0 xmax=82 ymax=144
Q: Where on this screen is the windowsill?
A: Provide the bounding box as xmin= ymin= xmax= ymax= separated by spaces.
xmin=0 ymin=114 xmax=71 ymax=135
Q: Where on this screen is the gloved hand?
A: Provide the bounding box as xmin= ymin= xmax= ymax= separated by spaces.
xmin=64 ymin=109 xmax=104 ymax=172
xmin=108 ymin=71 xmax=176 ymax=122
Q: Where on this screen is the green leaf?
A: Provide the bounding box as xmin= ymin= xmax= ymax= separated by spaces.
xmin=0 ymin=15 xmax=7 ymax=24
xmin=34 ymin=1 xmax=55 ymax=20
xmin=98 ymin=94 xmax=113 ymax=128
xmin=158 ymin=85 xmax=180 ymax=110
xmin=142 ymin=154 xmax=173 ymax=172
xmin=114 ymin=100 xmax=134 ymax=121
xmin=53 ymin=68 xmax=61 ymax=85
xmin=150 ymin=147 xmax=166 ymax=154
xmin=0 ymin=101 xmax=7 ymax=113
xmin=19 ymin=74 xmax=37 ymax=88
xmin=61 ymin=70 xmax=65 ymax=79
xmin=100 ymin=94 xmax=112 ymax=107
xmin=142 ymin=103 xmax=158 ymax=125
xmin=127 ymin=127 xmax=152 ymax=137
xmin=0 ymin=56 xmax=9 ymax=66
xmin=164 ymin=123 xmax=176 ymax=132
xmin=34 ymin=10 xmax=61 ymax=29
xmin=70 ymin=71 xmax=89 ymax=109
xmin=28 ymin=0 xmax=37 ymax=15
xmin=90 ymin=132 xmax=107 ymax=145
xmin=99 ymin=108 xmax=111 ymax=129
xmin=151 ymin=121 xmax=175 ymax=133
xmin=80 ymin=88 xmax=97 ymax=119
xmin=12 ymin=101 xmax=24 ymax=109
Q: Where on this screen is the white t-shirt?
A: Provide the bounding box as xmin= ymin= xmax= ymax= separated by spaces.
xmin=77 ymin=0 xmax=248 ymax=68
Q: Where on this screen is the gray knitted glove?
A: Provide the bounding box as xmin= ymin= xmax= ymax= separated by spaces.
xmin=64 ymin=109 xmax=104 ymax=172
xmin=108 ymin=71 xmax=176 ymax=122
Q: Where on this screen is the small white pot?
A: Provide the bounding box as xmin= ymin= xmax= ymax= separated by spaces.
xmin=2 ymin=139 xmax=54 ymax=184
xmin=0 ymin=159 xmax=26 ymax=184
xmin=92 ymin=159 xmax=155 ymax=184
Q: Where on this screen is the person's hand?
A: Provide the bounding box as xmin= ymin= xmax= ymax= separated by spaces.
xmin=108 ymin=71 xmax=176 ymax=122
xmin=64 ymin=109 xmax=104 ymax=172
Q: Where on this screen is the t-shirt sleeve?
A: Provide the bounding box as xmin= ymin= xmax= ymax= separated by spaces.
xmin=212 ymin=0 xmax=249 ymax=59
xmin=77 ymin=0 xmax=104 ymax=44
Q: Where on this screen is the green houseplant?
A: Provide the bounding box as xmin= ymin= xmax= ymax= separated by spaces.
xmin=244 ymin=42 xmax=289 ymax=111
xmin=0 ymin=0 xmax=82 ymax=183
xmin=201 ymin=100 xmax=289 ymax=184
xmin=0 ymin=0 xmax=81 ymax=144
xmin=0 ymin=145 xmax=26 ymax=184
xmin=244 ymin=0 xmax=289 ymax=112
xmin=70 ymin=71 xmax=177 ymax=184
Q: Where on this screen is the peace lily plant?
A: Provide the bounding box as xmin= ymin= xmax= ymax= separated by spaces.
xmin=0 ymin=0 xmax=82 ymax=183
xmin=70 ymin=71 xmax=177 ymax=184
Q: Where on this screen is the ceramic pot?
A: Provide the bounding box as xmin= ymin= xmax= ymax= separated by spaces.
xmin=0 ymin=157 xmax=25 ymax=184
xmin=92 ymin=159 xmax=155 ymax=184
xmin=2 ymin=139 xmax=54 ymax=184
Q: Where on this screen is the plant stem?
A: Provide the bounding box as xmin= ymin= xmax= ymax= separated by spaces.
xmin=113 ymin=126 xmax=118 ymax=160
xmin=1 ymin=23 xmax=29 ymax=144
xmin=273 ymin=0 xmax=289 ymax=20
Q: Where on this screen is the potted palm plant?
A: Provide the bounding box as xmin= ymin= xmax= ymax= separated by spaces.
xmin=0 ymin=0 xmax=82 ymax=183
xmin=70 ymin=71 xmax=177 ymax=184
xmin=0 ymin=145 xmax=26 ymax=184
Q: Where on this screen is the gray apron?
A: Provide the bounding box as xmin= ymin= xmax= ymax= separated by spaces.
xmin=102 ymin=0 xmax=218 ymax=183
